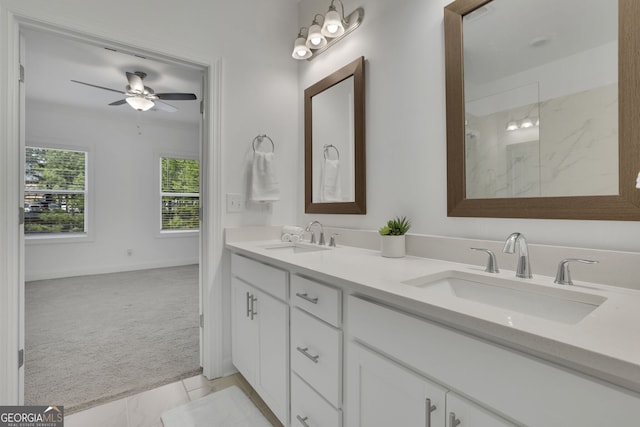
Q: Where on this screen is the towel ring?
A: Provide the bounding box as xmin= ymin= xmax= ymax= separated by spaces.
xmin=323 ymin=144 xmax=340 ymax=160
xmin=252 ymin=134 xmax=275 ymax=153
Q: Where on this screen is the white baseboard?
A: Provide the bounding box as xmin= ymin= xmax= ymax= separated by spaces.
xmin=25 ymin=258 xmax=199 ymax=281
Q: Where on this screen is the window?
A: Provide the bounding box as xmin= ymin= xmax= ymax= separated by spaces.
xmin=161 ymin=157 xmax=200 ymax=231
xmin=24 ymin=147 xmax=87 ymax=236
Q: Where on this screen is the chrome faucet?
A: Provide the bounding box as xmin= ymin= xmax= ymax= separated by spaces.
xmin=503 ymin=232 xmax=532 ymax=278
xmin=305 ymin=221 xmax=325 ymax=245
xmin=554 ymin=258 xmax=598 ymax=286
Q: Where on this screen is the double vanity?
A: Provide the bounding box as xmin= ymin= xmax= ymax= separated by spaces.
xmin=226 ymin=227 xmax=640 ymax=426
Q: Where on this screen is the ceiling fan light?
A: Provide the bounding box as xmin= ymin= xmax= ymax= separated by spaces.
xmin=126 ymin=96 xmax=155 ymax=111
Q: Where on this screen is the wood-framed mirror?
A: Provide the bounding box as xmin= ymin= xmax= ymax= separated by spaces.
xmin=305 ymin=56 xmax=366 ymax=214
xmin=444 ymin=0 xmax=640 ymax=220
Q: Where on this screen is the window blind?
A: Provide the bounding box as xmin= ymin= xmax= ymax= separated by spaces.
xmin=24 ymin=147 xmax=87 ymax=235
xmin=161 ymin=157 xmax=200 ymax=231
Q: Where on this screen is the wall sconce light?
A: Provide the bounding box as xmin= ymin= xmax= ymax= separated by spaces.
xmin=505 ymin=117 xmax=539 ymax=131
xmin=291 ymin=0 xmax=364 ymax=61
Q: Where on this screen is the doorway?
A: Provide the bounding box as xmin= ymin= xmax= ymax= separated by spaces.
xmin=10 ymin=21 xmax=222 ymax=408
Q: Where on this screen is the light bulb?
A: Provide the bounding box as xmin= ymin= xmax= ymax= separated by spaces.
xmin=306 ymin=23 xmax=327 ymax=49
xmin=126 ymin=96 xmax=154 ymax=111
xmin=521 ymin=118 xmax=534 ymax=128
xmin=321 ymin=7 xmax=345 ymax=37
xmin=506 ymin=121 xmax=518 ymax=131
xmin=292 ymin=35 xmax=312 ymax=60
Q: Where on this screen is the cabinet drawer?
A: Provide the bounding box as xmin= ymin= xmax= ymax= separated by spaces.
xmin=291 ymin=275 xmax=341 ymax=327
xmin=291 ymin=308 xmax=342 ymax=408
xmin=231 ymin=253 xmax=288 ymax=300
xmin=291 ymin=373 xmax=342 ymax=427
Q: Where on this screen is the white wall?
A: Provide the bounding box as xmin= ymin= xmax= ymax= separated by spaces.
xmin=24 ymin=102 xmax=201 ymax=280
xmin=0 ymin=0 xmax=301 ymax=394
xmin=297 ymin=0 xmax=640 ymax=253
xmin=0 ymin=0 xmax=300 ymax=229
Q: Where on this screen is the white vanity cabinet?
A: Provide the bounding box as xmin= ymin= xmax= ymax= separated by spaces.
xmin=347 ymin=341 xmax=448 ymax=427
xmin=230 ymin=254 xmax=289 ymax=425
xmin=290 ymin=275 xmax=343 ymax=426
xmin=347 ymin=342 xmax=516 ymax=427
xmin=346 ymin=295 xmax=640 ymax=427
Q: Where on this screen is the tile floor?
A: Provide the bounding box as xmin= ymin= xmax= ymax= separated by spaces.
xmin=64 ymin=373 xmax=282 ymax=427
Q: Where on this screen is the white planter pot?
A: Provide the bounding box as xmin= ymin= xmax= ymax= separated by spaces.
xmin=380 ymin=235 xmax=406 ymax=258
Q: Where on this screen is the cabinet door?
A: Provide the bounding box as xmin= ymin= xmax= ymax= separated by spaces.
xmin=446 ymin=392 xmax=516 ymax=427
xmin=346 ymin=342 xmax=447 ymax=427
xmin=231 ymin=278 xmax=258 ymax=384
xmin=255 ymin=289 xmax=289 ymax=425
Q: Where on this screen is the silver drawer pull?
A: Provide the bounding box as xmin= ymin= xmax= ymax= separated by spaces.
xmin=449 ymin=412 xmax=461 ymax=427
xmin=296 ymin=415 xmax=310 ymax=427
xmin=426 ymin=398 xmax=437 ymax=427
xmin=245 ymin=291 xmax=251 ymax=318
xmin=296 ymin=346 xmax=319 ymax=363
xmin=295 ymin=292 xmax=319 ymax=304
xmin=250 ymin=295 xmax=257 ymax=320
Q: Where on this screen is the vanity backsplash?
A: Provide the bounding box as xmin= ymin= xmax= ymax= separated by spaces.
xmin=225 ymin=225 xmax=640 ymax=291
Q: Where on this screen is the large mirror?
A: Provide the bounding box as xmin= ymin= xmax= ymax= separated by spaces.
xmin=444 ymin=0 xmax=640 ymax=220
xmin=305 ymin=56 xmax=366 ymax=214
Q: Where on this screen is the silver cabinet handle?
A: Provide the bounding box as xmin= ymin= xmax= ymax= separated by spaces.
xmin=296 ymin=415 xmax=310 ymax=427
xmin=426 ymin=398 xmax=437 ymax=427
xmin=250 ymin=295 xmax=257 ymax=320
xmin=449 ymin=412 xmax=461 ymax=427
xmin=295 ymin=292 xmax=319 ymax=304
xmin=245 ymin=291 xmax=251 ymax=318
xmin=296 ymin=346 xmax=319 ymax=363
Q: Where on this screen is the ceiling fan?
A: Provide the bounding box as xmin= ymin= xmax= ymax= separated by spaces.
xmin=70 ymin=71 xmax=197 ymax=112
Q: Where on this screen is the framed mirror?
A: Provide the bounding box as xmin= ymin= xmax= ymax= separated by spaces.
xmin=305 ymin=56 xmax=366 ymax=214
xmin=444 ymin=0 xmax=640 ymax=220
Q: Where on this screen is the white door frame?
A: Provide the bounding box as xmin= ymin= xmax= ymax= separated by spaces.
xmin=0 ymin=11 xmax=224 ymax=403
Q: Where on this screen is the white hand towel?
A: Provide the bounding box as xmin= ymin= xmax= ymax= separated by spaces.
xmin=250 ymin=151 xmax=280 ymax=202
xmin=320 ymin=158 xmax=342 ymax=202
xmin=282 ymin=226 xmax=305 ymax=235
xmin=281 ymin=233 xmax=292 ymax=242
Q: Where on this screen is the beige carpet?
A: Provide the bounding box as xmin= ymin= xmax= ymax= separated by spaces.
xmin=25 ymin=265 xmax=201 ymax=412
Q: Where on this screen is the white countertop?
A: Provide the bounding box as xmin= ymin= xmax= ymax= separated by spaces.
xmin=225 ymin=238 xmax=640 ymax=394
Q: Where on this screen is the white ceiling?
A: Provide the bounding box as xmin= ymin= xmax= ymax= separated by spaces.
xmin=23 ymin=28 xmax=204 ymax=125
xmin=463 ymin=0 xmax=617 ymax=84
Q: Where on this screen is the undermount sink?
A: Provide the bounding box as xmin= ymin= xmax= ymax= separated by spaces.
xmin=262 ymin=242 xmax=330 ymax=254
xmin=402 ymin=271 xmax=606 ymax=324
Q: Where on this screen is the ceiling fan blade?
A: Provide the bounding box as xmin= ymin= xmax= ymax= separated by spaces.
xmin=126 ymin=72 xmax=145 ymax=93
xmin=155 ymin=93 xmax=197 ymax=101
xmin=153 ymin=100 xmax=178 ymax=112
xmin=70 ymin=80 xmax=125 ymax=94
xmin=109 ymin=99 xmax=128 ymax=106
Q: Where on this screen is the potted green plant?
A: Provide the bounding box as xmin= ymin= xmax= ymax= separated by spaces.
xmin=378 ymin=216 xmax=411 ymax=258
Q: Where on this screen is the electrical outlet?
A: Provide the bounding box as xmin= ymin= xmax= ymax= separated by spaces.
xmin=226 ymin=193 xmax=245 ymax=213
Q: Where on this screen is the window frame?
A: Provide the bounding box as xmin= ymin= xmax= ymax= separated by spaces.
xmin=158 ymin=153 xmax=201 ymax=236
xmin=24 ymin=141 xmax=93 ymax=244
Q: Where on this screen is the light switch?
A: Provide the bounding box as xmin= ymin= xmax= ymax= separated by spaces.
xmin=226 ymin=193 xmax=245 ymax=213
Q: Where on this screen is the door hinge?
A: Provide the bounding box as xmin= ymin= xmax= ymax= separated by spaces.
xmin=200 ymin=100 xmax=204 ymax=115
xmin=19 ymin=64 xmax=24 ymax=83
xmin=200 ymin=314 xmax=204 ymax=328
xmin=19 ymin=206 xmax=25 ymax=225
xmin=18 ymin=349 xmax=24 ymax=368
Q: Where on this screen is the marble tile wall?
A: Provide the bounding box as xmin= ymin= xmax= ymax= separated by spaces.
xmin=465 ymin=83 xmax=618 ymax=199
